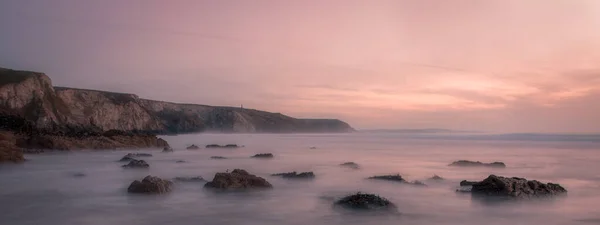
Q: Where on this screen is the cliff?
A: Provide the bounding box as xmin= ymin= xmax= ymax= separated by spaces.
xmin=0 ymin=67 xmax=354 ymax=136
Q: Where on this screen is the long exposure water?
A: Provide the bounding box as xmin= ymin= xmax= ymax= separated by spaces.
xmin=1 ymin=132 xmax=600 ymax=225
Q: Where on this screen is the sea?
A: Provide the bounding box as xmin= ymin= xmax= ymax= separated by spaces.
xmin=1 ymin=132 xmax=600 ymax=225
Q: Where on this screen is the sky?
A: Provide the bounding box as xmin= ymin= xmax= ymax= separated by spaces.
xmin=0 ymin=0 xmax=599 ymax=133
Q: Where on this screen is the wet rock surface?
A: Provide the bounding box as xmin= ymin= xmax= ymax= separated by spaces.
xmin=251 ymin=153 xmax=274 ymax=158
xmin=127 ymin=175 xmax=173 ymax=194
xmin=471 ymin=175 xmax=567 ymax=198
xmin=334 ymin=192 xmax=396 ymax=210
xmin=272 ymin=171 xmax=315 ymax=179
xmin=122 ymin=159 xmax=149 ymax=168
xmin=449 ymin=160 xmax=506 ymax=168
xmin=204 ymin=169 xmax=273 ymax=189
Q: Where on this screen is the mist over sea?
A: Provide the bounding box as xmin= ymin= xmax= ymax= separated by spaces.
xmin=1 ymin=132 xmax=599 ymax=225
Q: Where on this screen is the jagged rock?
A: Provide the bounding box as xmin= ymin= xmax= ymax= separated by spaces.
xmin=340 ymin=162 xmax=360 ymax=169
xmin=272 ymin=171 xmax=315 ymax=179
xmin=449 ymin=160 xmax=506 ymax=168
xmin=471 ymin=175 xmax=567 ymax=198
xmin=334 ymin=192 xmax=396 ymax=210
xmin=127 ymin=175 xmax=173 ymax=194
xmin=186 ymin=145 xmax=200 ymax=150
xmin=460 ymin=180 xmax=478 ymax=186
xmin=174 ymin=176 xmax=204 ymax=182
xmin=204 ymin=169 xmax=273 ymax=189
xmin=206 ymin=144 xmax=240 ymax=148
xmin=251 ymin=153 xmax=273 ymax=158
xmin=162 ymin=147 xmax=173 ymax=152
xmin=368 ymin=174 xmax=406 ymax=182
xmin=428 ymin=175 xmax=444 ymax=181
xmin=122 ymin=159 xmax=149 ymax=168
xmin=210 ymin=156 xmax=227 ymax=159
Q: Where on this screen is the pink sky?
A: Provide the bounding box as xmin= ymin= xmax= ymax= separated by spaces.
xmin=1 ymin=0 xmax=599 ymax=132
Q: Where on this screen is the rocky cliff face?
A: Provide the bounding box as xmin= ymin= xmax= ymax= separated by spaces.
xmin=0 ymin=67 xmax=354 ymax=135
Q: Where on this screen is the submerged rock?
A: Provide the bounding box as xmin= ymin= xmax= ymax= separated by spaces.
xmin=186 ymin=145 xmax=200 ymax=150
xmin=210 ymin=156 xmax=228 ymax=159
xmin=122 ymin=159 xmax=149 ymax=168
xmin=71 ymin=172 xmax=86 ymax=177
xmin=471 ymin=175 xmax=567 ymax=198
xmin=251 ymin=153 xmax=274 ymax=158
xmin=309 ymin=147 xmax=317 ymax=149
xmin=162 ymin=147 xmax=173 ymax=152
xmin=412 ymin=180 xmax=427 ymax=186
xmin=428 ymin=174 xmax=444 ymax=181
xmin=125 ymin=153 xmax=153 ymax=157
xmin=175 ymin=160 xmax=186 ymax=163
xmin=174 ymin=176 xmax=204 ymax=182
xmin=272 ymin=171 xmax=315 ymax=179
xmin=118 ymin=156 xmax=136 ymax=162
xmin=449 ymin=160 xmax=506 ymax=168
xmin=206 ymin=144 xmax=240 ymax=148
xmin=334 ymin=192 xmax=396 ymax=210
xmin=127 ymin=175 xmax=173 ymax=194
xmin=368 ymin=174 xmax=406 ymax=182
xmin=340 ymin=162 xmax=360 ymax=169
xmin=460 ymin=180 xmax=479 ymax=186
xmin=204 ymin=169 xmax=273 ymax=189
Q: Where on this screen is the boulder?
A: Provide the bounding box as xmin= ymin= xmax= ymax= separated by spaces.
xmin=186 ymin=144 xmax=200 ymax=150
xmin=460 ymin=180 xmax=478 ymax=186
xmin=471 ymin=175 xmax=567 ymax=198
xmin=122 ymin=159 xmax=149 ymax=168
xmin=174 ymin=176 xmax=204 ymax=182
xmin=204 ymin=169 xmax=273 ymax=189
xmin=127 ymin=175 xmax=173 ymax=194
xmin=449 ymin=160 xmax=506 ymax=168
xmin=340 ymin=162 xmax=360 ymax=169
xmin=272 ymin=171 xmax=315 ymax=179
xmin=206 ymin=144 xmax=240 ymax=148
xmin=251 ymin=153 xmax=273 ymax=158
xmin=210 ymin=156 xmax=227 ymax=159
xmin=162 ymin=147 xmax=173 ymax=152
xmin=334 ymin=192 xmax=396 ymax=210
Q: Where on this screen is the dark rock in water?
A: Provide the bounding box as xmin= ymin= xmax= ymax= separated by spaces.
xmin=412 ymin=180 xmax=427 ymax=186
xmin=428 ymin=175 xmax=444 ymax=181
xmin=127 ymin=175 xmax=173 ymax=194
xmin=174 ymin=176 xmax=204 ymax=182
xmin=456 ymin=186 xmax=472 ymax=193
xmin=162 ymin=147 xmax=173 ymax=152
xmin=210 ymin=156 xmax=227 ymax=159
xmin=206 ymin=144 xmax=240 ymax=148
xmin=340 ymin=162 xmax=360 ymax=169
xmin=71 ymin=172 xmax=86 ymax=177
xmin=471 ymin=175 xmax=567 ymax=198
xmin=251 ymin=153 xmax=273 ymax=158
xmin=125 ymin=153 xmax=153 ymax=157
xmin=175 ymin=160 xmax=186 ymax=163
xmin=186 ymin=144 xmax=200 ymax=150
xmin=449 ymin=160 xmax=506 ymax=168
xmin=122 ymin=159 xmax=149 ymax=168
xmin=0 ymin=132 xmax=25 ymax=163
xmin=368 ymin=174 xmax=406 ymax=182
xmin=309 ymin=147 xmax=317 ymax=149
xmin=119 ymin=155 xmax=135 ymax=162
xmin=272 ymin=171 xmax=315 ymax=179
xmin=460 ymin=180 xmax=479 ymax=186
xmin=204 ymin=169 xmax=273 ymax=189
xmin=334 ymin=192 xmax=396 ymax=210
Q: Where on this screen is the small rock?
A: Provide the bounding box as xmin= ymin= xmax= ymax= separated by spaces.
xmin=340 ymin=162 xmax=360 ymax=169
xmin=162 ymin=147 xmax=174 ymax=152
xmin=449 ymin=160 xmax=506 ymax=168
xmin=471 ymin=175 xmax=567 ymax=198
xmin=456 ymin=186 xmax=472 ymax=193
xmin=206 ymin=144 xmax=240 ymax=148
xmin=251 ymin=153 xmax=274 ymax=158
xmin=412 ymin=180 xmax=427 ymax=186
xmin=175 ymin=160 xmax=186 ymax=163
xmin=334 ymin=192 xmax=396 ymax=210
xmin=174 ymin=176 xmax=204 ymax=182
xmin=204 ymin=169 xmax=273 ymax=189
xmin=186 ymin=145 xmax=200 ymax=150
xmin=309 ymin=147 xmax=317 ymax=149
xmin=210 ymin=156 xmax=227 ymax=159
xmin=127 ymin=175 xmax=173 ymax=194
xmin=429 ymin=174 xmax=444 ymax=181
xmin=122 ymin=159 xmax=149 ymax=168
xmin=125 ymin=153 xmax=153 ymax=157
xmin=272 ymin=171 xmax=315 ymax=179
xmin=71 ymin=172 xmax=86 ymax=177
xmin=118 ymin=156 xmax=136 ymax=162
xmin=460 ymin=180 xmax=478 ymax=186
xmin=368 ymin=174 xmax=406 ymax=182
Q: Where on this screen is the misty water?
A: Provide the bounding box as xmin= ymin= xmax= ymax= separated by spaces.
xmin=1 ymin=132 xmax=600 ymax=225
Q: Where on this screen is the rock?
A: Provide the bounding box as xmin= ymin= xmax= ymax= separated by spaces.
xmin=340 ymin=162 xmax=360 ymax=169
xmin=162 ymin=147 xmax=173 ymax=152
xmin=449 ymin=160 xmax=506 ymax=168
xmin=186 ymin=144 xmax=200 ymax=150
xmin=125 ymin=153 xmax=153 ymax=157
xmin=118 ymin=156 xmax=136 ymax=162
xmin=412 ymin=180 xmax=426 ymax=186
xmin=122 ymin=159 xmax=149 ymax=168
xmin=460 ymin=180 xmax=479 ymax=186
xmin=210 ymin=156 xmax=227 ymax=159
xmin=71 ymin=172 xmax=86 ymax=177
xmin=206 ymin=144 xmax=240 ymax=148
xmin=309 ymin=147 xmax=317 ymax=149
xmin=127 ymin=175 xmax=173 ymax=194
xmin=428 ymin=174 xmax=444 ymax=181
xmin=174 ymin=176 xmax=204 ymax=182
xmin=456 ymin=186 xmax=472 ymax=193
xmin=175 ymin=160 xmax=186 ymax=163
xmin=0 ymin=132 xmax=25 ymax=163
xmin=204 ymin=169 xmax=273 ymax=189
xmin=368 ymin=174 xmax=406 ymax=182
xmin=272 ymin=171 xmax=315 ymax=179
xmin=334 ymin=192 xmax=396 ymax=210
xmin=471 ymin=175 xmax=567 ymax=198
xmin=251 ymin=153 xmax=273 ymax=158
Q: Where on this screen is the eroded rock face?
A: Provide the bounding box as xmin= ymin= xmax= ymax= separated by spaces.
xmin=449 ymin=160 xmax=506 ymax=168
xmin=471 ymin=175 xmax=567 ymax=198
xmin=0 ymin=132 xmax=24 ymax=163
xmin=127 ymin=176 xmax=173 ymax=194
xmin=340 ymin=162 xmax=360 ymax=169
xmin=251 ymin=153 xmax=273 ymax=158
xmin=204 ymin=169 xmax=273 ymax=189
xmin=272 ymin=171 xmax=315 ymax=179
xmin=122 ymin=159 xmax=149 ymax=168
xmin=19 ymin=134 xmax=170 ymax=151
xmin=334 ymin=193 xmax=396 ymax=210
